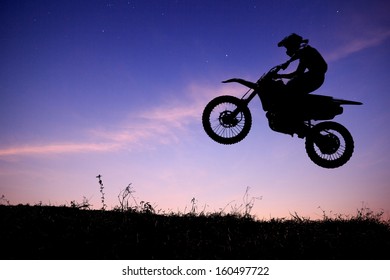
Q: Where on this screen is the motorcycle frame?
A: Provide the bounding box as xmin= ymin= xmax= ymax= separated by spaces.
xmin=234 ymin=87 xmax=315 ymax=137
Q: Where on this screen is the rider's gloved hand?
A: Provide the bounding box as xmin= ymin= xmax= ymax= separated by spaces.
xmin=274 ymin=73 xmax=285 ymax=80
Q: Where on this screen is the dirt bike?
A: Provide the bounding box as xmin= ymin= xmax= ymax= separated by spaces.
xmin=202 ymin=65 xmax=363 ymax=169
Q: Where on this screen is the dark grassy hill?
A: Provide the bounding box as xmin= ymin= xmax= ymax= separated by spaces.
xmin=0 ymin=204 xmax=389 ymax=260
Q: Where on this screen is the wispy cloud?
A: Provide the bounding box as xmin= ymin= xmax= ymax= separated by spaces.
xmin=326 ymin=28 xmax=390 ymax=62
xmin=90 ymin=82 xmax=223 ymax=147
xmin=0 ymin=142 xmax=121 ymax=157
xmin=0 ymin=83 xmax=224 ymax=157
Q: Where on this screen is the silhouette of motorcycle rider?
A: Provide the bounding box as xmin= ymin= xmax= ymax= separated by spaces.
xmin=270 ymin=33 xmax=328 ymax=137
xmin=277 ymin=33 xmax=327 ymax=95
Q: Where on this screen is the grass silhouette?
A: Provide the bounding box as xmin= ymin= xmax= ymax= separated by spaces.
xmin=0 ymin=202 xmax=389 ymax=260
xmin=1 ymin=180 xmax=389 ymax=260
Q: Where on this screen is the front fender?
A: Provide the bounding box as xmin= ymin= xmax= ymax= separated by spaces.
xmin=222 ymin=78 xmax=258 ymax=89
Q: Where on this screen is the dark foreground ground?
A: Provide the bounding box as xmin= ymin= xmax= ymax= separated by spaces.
xmin=0 ymin=205 xmax=389 ymax=260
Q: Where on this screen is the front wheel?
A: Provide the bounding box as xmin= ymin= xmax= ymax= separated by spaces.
xmin=202 ymin=95 xmax=252 ymax=145
xmin=305 ymin=121 xmax=354 ymax=168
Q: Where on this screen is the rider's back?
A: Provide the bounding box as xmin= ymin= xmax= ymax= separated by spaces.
xmin=297 ymin=45 xmax=327 ymax=75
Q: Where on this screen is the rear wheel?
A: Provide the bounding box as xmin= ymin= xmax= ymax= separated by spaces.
xmin=202 ymin=95 xmax=252 ymax=145
xmin=305 ymin=121 xmax=354 ymax=168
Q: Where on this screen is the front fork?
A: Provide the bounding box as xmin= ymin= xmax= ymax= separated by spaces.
xmin=230 ymin=90 xmax=258 ymax=118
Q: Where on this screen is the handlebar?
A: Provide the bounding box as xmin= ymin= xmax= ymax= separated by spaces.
xmin=221 ymin=63 xmax=287 ymax=88
xmin=270 ymin=64 xmax=286 ymax=73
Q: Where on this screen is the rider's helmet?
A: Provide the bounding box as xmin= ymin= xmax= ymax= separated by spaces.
xmin=278 ymin=33 xmax=308 ymax=48
xmin=278 ymin=33 xmax=309 ymax=57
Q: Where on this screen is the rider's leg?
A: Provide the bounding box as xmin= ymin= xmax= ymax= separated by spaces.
xmin=285 ymin=72 xmax=325 ymax=95
xmin=282 ymin=73 xmax=325 ymax=137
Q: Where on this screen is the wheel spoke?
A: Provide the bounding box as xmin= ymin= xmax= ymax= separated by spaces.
xmin=210 ymin=105 xmax=246 ymax=138
xmin=202 ymin=95 xmax=252 ymax=145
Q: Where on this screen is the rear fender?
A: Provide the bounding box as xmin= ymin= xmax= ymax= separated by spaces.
xmin=333 ymin=99 xmax=363 ymax=105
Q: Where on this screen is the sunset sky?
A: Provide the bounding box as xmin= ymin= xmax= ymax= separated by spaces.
xmin=1 ymin=0 xmax=389 ymax=220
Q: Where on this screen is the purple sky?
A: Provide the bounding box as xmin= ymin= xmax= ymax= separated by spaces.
xmin=1 ymin=0 xmax=389 ymax=219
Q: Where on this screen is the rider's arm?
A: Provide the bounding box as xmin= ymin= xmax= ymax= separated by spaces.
xmin=278 ymin=72 xmax=296 ymax=79
xmin=287 ymin=52 xmax=300 ymax=63
xmin=278 ymin=57 xmax=306 ymax=79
